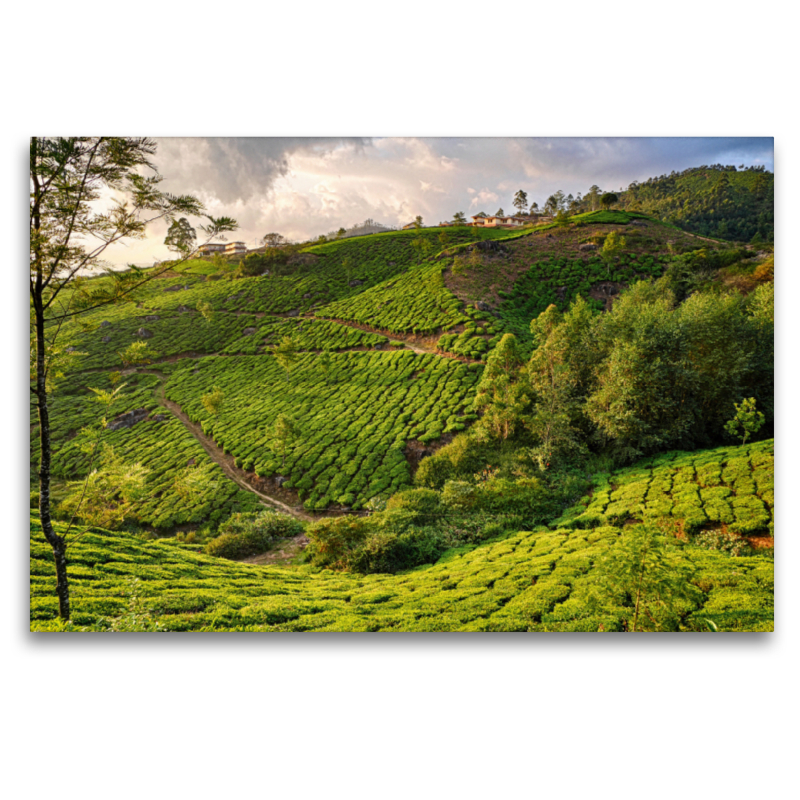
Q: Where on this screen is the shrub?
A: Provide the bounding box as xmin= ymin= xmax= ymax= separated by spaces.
xmin=385 ymin=488 xmax=443 ymax=524
xmin=205 ymin=511 xmax=303 ymax=560
xmin=415 ymin=432 xmax=493 ymax=490
xmin=350 ymin=526 xmax=446 ymax=574
xmin=305 ymin=516 xmax=374 ymax=569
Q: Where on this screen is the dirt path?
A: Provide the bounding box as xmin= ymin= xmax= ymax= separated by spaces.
xmin=146 ymin=372 xmax=315 ymax=523
xmin=320 ymin=317 xmax=482 ymax=363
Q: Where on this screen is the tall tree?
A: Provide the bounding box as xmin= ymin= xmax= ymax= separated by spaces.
xmin=600 ymin=192 xmax=619 ymax=211
xmin=452 ymin=211 xmax=466 ymax=225
xmin=164 ymin=217 xmax=197 ymax=257
xmin=30 ymin=136 xmax=236 ymax=620
xmin=263 ymin=232 xmax=286 ymax=248
xmin=513 ymin=189 xmax=528 ymax=216
xmin=272 ymin=414 xmax=298 ymax=468
xmin=472 ymin=334 xmax=529 ymax=441
xmin=543 ymin=191 xmax=565 ymax=215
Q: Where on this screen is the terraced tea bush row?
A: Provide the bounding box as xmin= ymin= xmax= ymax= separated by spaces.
xmin=63 ymin=308 xmax=262 ymax=370
xmin=30 ymin=516 xmax=773 ymax=632
xmin=220 ymin=316 xmax=388 ymax=355
xmin=37 ymin=372 xmax=260 ymax=530
xmin=40 ymin=372 xmax=162 ymax=464
xmin=436 ymin=329 xmax=491 ymax=359
xmin=497 ymin=253 xmax=668 ymax=341
xmin=552 ymin=439 xmax=773 ymax=537
xmin=164 ymin=351 xmax=483 ymax=510
xmin=318 ymin=263 xmax=469 ymax=334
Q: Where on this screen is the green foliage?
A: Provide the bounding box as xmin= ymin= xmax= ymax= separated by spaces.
xmin=59 ymin=444 xmax=149 ymax=530
xmin=196 ymin=300 xmax=213 ymax=322
xmin=414 ymin=432 xmax=495 ymax=490
xmin=29 ymin=512 xmax=773 ymax=631
xmin=584 ymin=281 xmax=772 ymax=458
xmin=164 ymin=217 xmax=197 ymax=257
xmin=599 ymin=192 xmax=618 ymax=211
xmin=725 ymin=397 xmax=765 ymax=446
xmin=497 ymin=251 xmax=665 ymax=344
xmin=272 ymin=335 xmax=299 ymax=379
xmin=473 ymin=334 xmax=529 ymax=441
xmin=620 ymin=166 xmax=773 ymax=243
xmin=272 ymin=413 xmax=298 ymax=468
xmin=165 ymin=351 xmax=482 ymax=510
xmin=201 ymin=386 xmax=225 ymax=416
xmin=320 ymin=263 xmax=469 ymax=335
xmin=552 ymin=439 xmax=773 ymax=540
xmin=118 ymin=340 xmax=155 ymax=367
xmin=205 ymin=511 xmax=303 ymax=560
xmin=589 ymin=522 xmax=701 ymax=632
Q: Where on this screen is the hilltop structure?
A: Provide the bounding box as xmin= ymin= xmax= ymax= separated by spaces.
xmin=198 ymin=241 xmax=247 ymax=256
xmin=468 ymin=213 xmax=545 ymax=228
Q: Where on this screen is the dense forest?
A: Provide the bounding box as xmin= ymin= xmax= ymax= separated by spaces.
xmin=617 ymin=165 xmax=773 ymax=243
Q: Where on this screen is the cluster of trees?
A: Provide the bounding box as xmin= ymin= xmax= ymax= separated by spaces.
xmin=470 ymin=275 xmax=773 ymax=469
xmin=614 ymin=166 xmax=774 ymax=243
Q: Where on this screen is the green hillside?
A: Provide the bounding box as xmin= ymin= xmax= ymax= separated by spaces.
xmin=619 ymin=165 xmax=773 ymax=243
xmin=31 ymin=187 xmax=775 ymax=632
xmin=30 ymin=439 xmax=773 ymax=632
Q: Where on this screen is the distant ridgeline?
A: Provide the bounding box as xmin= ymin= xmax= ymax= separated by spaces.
xmin=619 ymin=165 xmax=773 ymax=243
xmin=326 ymin=219 xmax=395 ymax=240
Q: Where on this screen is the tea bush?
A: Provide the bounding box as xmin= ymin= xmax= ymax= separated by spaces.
xmin=41 ymin=372 xmax=260 ymax=531
xmin=319 ymin=263 xmax=470 ymax=335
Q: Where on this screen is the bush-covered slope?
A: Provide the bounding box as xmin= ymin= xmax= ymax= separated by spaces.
xmin=164 ymin=351 xmax=483 ymax=510
xmin=31 ymin=439 xmax=774 ymax=632
xmin=553 ymin=439 xmax=773 ymax=537
xmin=620 ymin=165 xmax=773 ymax=243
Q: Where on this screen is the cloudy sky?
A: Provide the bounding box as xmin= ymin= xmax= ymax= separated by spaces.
xmin=107 ymin=136 xmax=774 ymax=265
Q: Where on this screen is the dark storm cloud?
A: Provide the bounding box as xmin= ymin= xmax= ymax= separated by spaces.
xmin=154 ymin=137 xmax=372 ymax=203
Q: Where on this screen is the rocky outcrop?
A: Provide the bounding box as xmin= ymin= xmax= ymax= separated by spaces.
xmin=105 ymin=408 xmax=150 ymax=431
xmin=470 ymin=240 xmax=508 ymax=255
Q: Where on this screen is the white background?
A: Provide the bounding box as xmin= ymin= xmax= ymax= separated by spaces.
xmin=3 ymin=2 xmax=797 ymax=798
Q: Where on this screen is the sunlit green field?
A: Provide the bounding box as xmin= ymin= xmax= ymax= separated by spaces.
xmin=31 ymin=439 xmax=774 ymax=632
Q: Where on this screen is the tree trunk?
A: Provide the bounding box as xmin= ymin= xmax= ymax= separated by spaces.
xmin=35 ymin=309 xmax=71 ymax=620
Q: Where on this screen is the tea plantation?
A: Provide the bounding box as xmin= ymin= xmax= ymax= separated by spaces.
xmin=164 ymin=350 xmax=483 ymax=510
xmin=29 ymin=439 xmax=774 ymax=632
xmin=553 ymin=439 xmax=774 ymax=537
xmin=31 ymin=213 xmax=774 ymax=632
xmin=44 ymin=372 xmax=261 ymax=529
